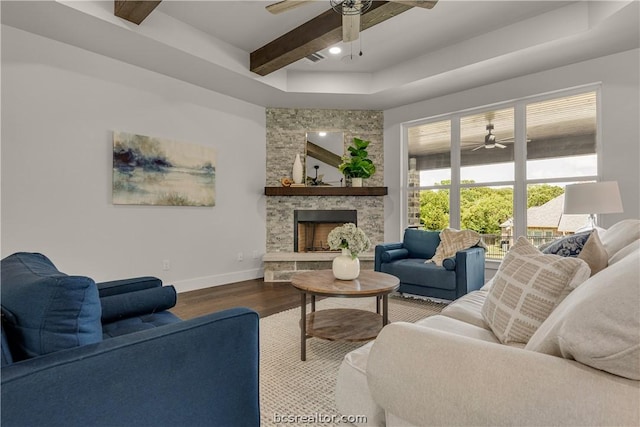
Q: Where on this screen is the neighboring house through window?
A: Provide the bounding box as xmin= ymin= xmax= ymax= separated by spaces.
xmin=404 ymin=87 xmax=598 ymax=260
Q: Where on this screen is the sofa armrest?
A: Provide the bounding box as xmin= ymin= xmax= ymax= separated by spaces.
xmin=454 ymin=246 xmax=485 ymax=298
xmin=96 ymin=276 xmax=162 ymax=297
xmin=367 ymin=322 xmax=640 ymax=427
xmin=1 ymin=307 xmax=260 ymax=427
xmin=374 ymin=243 xmax=404 ymax=271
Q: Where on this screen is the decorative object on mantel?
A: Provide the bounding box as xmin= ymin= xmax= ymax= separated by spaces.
xmin=292 ymin=153 xmax=304 ymax=185
xmin=338 ymin=137 xmax=376 ymax=187
xmin=280 ymin=177 xmax=293 ymax=187
xmin=328 ymin=223 xmax=371 ymax=280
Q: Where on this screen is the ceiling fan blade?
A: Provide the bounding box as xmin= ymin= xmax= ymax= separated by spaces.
xmin=343 ymin=13 xmax=360 ymax=42
xmin=266 ymin=0 xmax=313 ymax=15
xmin=390 ymin=0 xmax=438 ymax=9
xmin=495 ymin=143 xmax=507 ymax=149
xmin=471 ymin=145 xmax=484 ymax=151
xmin=497 ymin=137 xmax=531 ymax=143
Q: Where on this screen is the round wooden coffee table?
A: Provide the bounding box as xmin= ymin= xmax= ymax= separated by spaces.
xmin=291 ymin=269 xmax=400 ymax=361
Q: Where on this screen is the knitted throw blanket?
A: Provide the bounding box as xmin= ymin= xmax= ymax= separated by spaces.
xmin=428 ymin=228 xmax=487 ymax=266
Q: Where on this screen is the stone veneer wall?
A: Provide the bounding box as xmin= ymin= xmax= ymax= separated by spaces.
xmin=408 ymin=164 xmax=421 ymax=227
xmin=265 ymin=108 xmax=384 ymax=259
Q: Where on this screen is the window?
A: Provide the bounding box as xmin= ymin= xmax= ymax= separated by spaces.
xmin=405 ymin=88 xmax=598 ymax=260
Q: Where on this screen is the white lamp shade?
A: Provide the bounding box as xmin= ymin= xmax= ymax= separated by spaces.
xmin=563 ymin=181 xmax=624 ymax=214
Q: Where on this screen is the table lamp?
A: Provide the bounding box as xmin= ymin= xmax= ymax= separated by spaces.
xmin=563 ymin=181 xmax=623 ymax=230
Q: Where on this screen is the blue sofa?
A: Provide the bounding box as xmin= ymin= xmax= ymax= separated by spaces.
xmin=375 ymin=229 xmax=485 ymax=300
xmin=1 ymin=252 xmax=259 ymax=427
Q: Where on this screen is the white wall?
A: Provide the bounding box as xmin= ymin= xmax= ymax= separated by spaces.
xmin=1 ymin=26 xmax=267 ymax=292
xmin=383 ymin=48 xmax=640 ymax=243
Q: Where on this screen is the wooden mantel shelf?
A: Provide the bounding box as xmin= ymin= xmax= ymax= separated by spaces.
xmin=264 ymin=186 xmax=388 ymax=196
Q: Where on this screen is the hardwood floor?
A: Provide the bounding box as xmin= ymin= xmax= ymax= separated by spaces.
xmin=170 ymin=279 xmax=301 ymax=320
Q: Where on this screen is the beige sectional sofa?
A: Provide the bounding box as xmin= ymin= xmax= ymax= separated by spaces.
xmin=335 ymin=219 xmax=640 ymax=426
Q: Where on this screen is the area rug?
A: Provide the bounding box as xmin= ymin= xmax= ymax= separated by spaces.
xmin=259 ymin=295 xmax=444 ymax=426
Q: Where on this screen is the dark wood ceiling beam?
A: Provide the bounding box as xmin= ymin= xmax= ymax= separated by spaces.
xmin=306 ymin=141 xmax=343 ymax=168
xmin=114 ymin=0 xmax=162 ymax=25
xmin=250 ymin=1 xmax=413 ymax=76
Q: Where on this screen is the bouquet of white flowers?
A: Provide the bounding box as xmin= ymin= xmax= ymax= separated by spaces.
xmin=327 ymin=223 xmax=371 ymax=259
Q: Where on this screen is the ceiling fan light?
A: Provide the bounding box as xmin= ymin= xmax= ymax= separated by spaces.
xmin=330 ymin=0 xmax=373 ymax=15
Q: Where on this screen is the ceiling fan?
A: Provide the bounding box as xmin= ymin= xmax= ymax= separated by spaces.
xmin=471 ymin=124 xmax=508 ymax=151
xmin=266 ymin=0 xmax=438 ymax=43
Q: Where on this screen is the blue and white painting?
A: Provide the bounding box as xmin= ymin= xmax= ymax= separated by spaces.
xmin=113 ymin=131 xmax=216 ymax=206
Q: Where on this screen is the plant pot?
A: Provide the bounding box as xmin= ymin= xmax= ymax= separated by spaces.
xmin=332 ymin=248 xmax=360 ymax=280
xmin=351 ymin=177 xmax=363 ymax=187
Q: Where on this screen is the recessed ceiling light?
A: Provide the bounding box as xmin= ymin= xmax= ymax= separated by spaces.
xmin=319 ymin=132 xmax=327 ymax=137
xmin=328 ymin=46 xmax=342 ymax=55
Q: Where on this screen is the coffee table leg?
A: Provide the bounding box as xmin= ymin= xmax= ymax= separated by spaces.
xmin=300 ymin=292 xmax=307 ymax=361
xmin=311 ymin=294 xmax=316 ymax=312
xmin=376 ymin=296 xmax=381 ymax=314
xmin=382 ymin=294 xmax=389 ymax=326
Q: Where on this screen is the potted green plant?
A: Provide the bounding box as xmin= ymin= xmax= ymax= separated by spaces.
xmin=338 ymin=137 xmax=376 ymax=187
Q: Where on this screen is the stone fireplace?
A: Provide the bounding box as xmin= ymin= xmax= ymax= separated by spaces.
xmin=263 ymin=108 xmax=384 ymax=282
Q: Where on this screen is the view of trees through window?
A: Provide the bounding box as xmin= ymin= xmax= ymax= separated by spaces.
xmin=406 ymin=89 xmax=598 ymax=259
xmin=420 ymin=183 xmax=565 ymax=258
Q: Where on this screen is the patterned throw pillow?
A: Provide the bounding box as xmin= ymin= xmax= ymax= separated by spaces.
xmin=482 ymin=237 xmax=591 ymax=344
xmin=428 ymin=228 xmax=487 ymax=266
xmin=540 ymin=231 xmax=591 ymax=257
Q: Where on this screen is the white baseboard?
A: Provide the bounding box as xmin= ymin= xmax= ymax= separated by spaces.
xmin=172 ymin=268 xmax=265 ymax=293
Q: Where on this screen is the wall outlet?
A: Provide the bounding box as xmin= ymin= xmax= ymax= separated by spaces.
xmin=252 ymin=251 xmax=259 ymax=259
xmin=237 ymin=252 xmax=244 ymax=262
xmin=162 ymin=259 xmax=170 ymax=271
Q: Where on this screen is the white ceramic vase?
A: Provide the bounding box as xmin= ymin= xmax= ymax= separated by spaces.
xmin=351 ymin=177 xmax=363 ymax=187
xmin=332 ymin=248 xmax=360 ymax=280
xmin=292 ymin=154 xmax=303 ymax=184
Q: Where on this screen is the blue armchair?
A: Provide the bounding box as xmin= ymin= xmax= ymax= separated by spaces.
xmin=1 ymin=252 xmax=259 ymax=427
xmin=375 ymin=229 xmax=485 ymax=300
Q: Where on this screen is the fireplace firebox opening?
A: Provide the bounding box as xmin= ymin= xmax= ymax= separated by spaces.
xmin=294 ymin=210 xmax=357 ymax=253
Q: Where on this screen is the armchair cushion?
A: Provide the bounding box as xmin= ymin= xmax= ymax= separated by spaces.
xmin=0 ymin=253 xmax=102 ymax=361
xmin=100 ymin=285 xmax=177 ymax=323
xmin=402 ymin=229 xmax=440 ymax=259
xmin=102 ymin=311 xmax=181 ymax=338
xmin=482 ymin=237 xmax=591 ymax=344
xmin=381 ymin=248 xmax=409 ymax=263
xmin=381 ymin=259 xmax=456 ymax=291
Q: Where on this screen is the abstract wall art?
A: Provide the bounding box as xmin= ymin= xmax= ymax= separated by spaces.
xmin=112 ymin=131 xmax=216 ymax=206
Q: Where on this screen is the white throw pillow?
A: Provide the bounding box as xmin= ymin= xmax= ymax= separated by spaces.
xmin=526 ymin=245 xmax=640 ymax=380
xmin=599 ymin=219 xmax=640 ymax=259
xmin=481 ymin=237 xmax=591 ymax=344
xmin=577 ymin=230 xmax=608 ymax=276
xmin=609 ymin=240 xmax=640 ymax=265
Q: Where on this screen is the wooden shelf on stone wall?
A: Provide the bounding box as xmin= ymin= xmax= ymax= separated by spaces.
xmin=264 ymin=186 xmax=388 ymax=196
